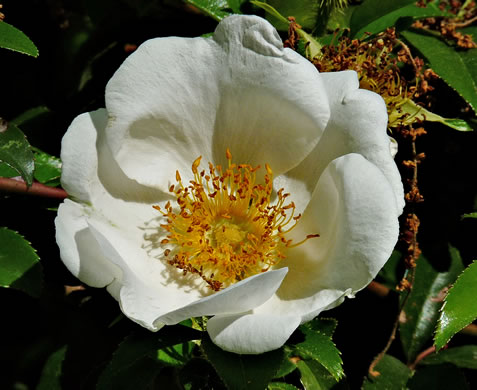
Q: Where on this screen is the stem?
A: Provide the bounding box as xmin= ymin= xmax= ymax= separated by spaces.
xmin=461 ymin=323 xmax=477 ymax=337
xmin=408 ymin=345 xmax=436 ymax=370
xmin=452 ymin=15 xmax=477 ymax=28
xmin=368 ymin=278 xmax=414 ymax=377
xmin=395 ymin=39 xmax=421 ymax=77
xmin=0 ymin=177 xmax=67 ymax=199
xmin=367 ymin=281 xmax=391 ymax=297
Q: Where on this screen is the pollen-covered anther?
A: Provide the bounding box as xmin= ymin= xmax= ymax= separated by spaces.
xmin=154 ymin=149 xmax=318 ymax=291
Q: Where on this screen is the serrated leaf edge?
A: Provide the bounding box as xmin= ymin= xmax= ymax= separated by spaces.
xmin=434 ymin=259 xmax=477 ymax=350
xmin=295 ymin=328 xmax=344 ymax=381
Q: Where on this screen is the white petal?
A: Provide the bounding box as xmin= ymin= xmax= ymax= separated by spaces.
xmin=86 ymin=214 xmax=286 ymax=330
xmin=60 ymin=110 xmax=105 ymax=203
xmin=207 ymin=313 xmax=301 ymax=354
xmin=105 ymin=15 xmax=330 ymax=190
xmin=254 ymin=153 xmax=399 ymax=321
xmin=60 ymin=108 xmax=166 ymax=204
xmin=55 ymin=199 xmax=121 ymax=289
xmin=156 ymin=268 xmax=288 ymax=326
xmin=85 ymin=217 xmax=205 ymax=330
xmin=279 ymin=70 xmax=404 ymax=215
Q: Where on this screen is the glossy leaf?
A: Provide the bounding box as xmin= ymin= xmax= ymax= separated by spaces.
xmin=435 ymin=260 xmax=477 ymax=350
xmin=97 ymin=326 xmax=201 ymax=389
xmin=350 ymin=0 xmax=415 ymax=38
xmin=0 ymin=162 xmax=19 ymax=178
xmin=0 ymin=21 xmax=39 ymax=57
xmin=362 ymin=354 xmax=412 ymax=390
xmin=201 ymin=334 xmax=284 ymax=390
xmin=294 ymin=321 xmax=343 ymax=381
xmin=421 ymin=345 xmax=477 ymax=369
xmin=297 ymin=360 xmax=321 ymax=390
xmin=184 ymin=0 xmax=237 ymax=21
xmin=0 ymin=227 xmax=42 ymax=298
xmin=273 ymin=348 xmax=298 ymax=378
xmin=297 ymin=359 xmax=346 ymax=390
xmin=407 ymin=364 xmax=470 ymax=390
xmin=352 ymin=0 xmax=448 ymax=38
xmin=0 ymin=122 xmax=34 ymax=186
xmin=307 ymin=318 xmax=338 ymax=338
xmin=37 ymin=346 xmax=67 ymax=390
xmin=399 ymin=248 xmax=464 ymax=362
xmin=401 ymin=29 xmax=477 ymax=113
xmin=32 ymin=148 xmax=62 ymax=184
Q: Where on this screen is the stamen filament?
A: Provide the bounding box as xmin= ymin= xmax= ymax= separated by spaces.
xmin=154 ymin=149 xmax=319 ymax=291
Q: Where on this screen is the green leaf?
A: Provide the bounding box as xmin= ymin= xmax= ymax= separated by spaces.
xmin=0 ymin=162 xmax=19 ymax=178
xmin=297 ymin=29 xmax=322 ymax=60
xmin=36 ymin=346 xmax=67 ymax=390
xmin=251 ymin=1 xmax=289 ymax=24
xmin=32 ymin=148 xmax=62 ymax=184
xmin=297 ymin=360 xmax=322 ymax=390
xmin=462 ymin=212 xmax=477 ymax=219
xmin=350 ymin=0 xmax=416 ymax=38
xmin=201 ymin=334 xmax=284 ymax=390
xmin=434 ymin=260 xmax=477 ymax=350
xmin=390 ymin=99 xmax=473 ymax=131
xmin=0 ymin=146 xmax=61 ymax=184
xmin=407 ymin=364 xmax=470 ymax=390
xmin=156 ymin=341 xmax=195 ymax=366
xmin=264 ymin=0 xmax=319 ymax=31
xmin=306 ymin=318 xmax=338 ymax=338
xmin=0 ymin=122 xmax=34 ymax=186
xmin=294 ymin=321 xmax=343 ymax=381
xmin=297 ymin=359 xmax=346 ymax=390
xmin=268 ymin=383 xmax=299 ymax=390
xmin=399 ymin=247 xmax=464 ymax=362
xmin=401 ymin=29 xmax=477 ymax=113
xmin=273 ymin=348 xmax=298 ymax=378
xmin=0 ymin=21 xmax=39 ymax=57
xmin=458 ymin=25 xmax=477 ymax=99
xmin=421 ymin=346 xmax=477 ymax=369
xmin=362 ymin=354 xmax=412 ymax=390
xmin=97 ymin=326 xmax=201 ymax=389
xmin=184 ymin=0 xmax=237 ymax=21
xmin=352 ymin=0 xmax=448 ymax=38
xmin=0 ymin=227 xmax=42 ymax=298
xmin=251 ymin=1 xmax=322 ymax=59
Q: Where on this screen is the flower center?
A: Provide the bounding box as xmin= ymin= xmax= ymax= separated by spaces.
xmin=154 ymin=149 xmax=318 ymax=291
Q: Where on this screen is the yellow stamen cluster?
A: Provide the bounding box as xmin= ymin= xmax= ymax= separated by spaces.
xmin=154 ymin=149 xmax=318 ymax=291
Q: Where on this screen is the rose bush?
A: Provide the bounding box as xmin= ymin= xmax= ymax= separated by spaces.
xmin=55 ymin=15 xmax=404 ymax=354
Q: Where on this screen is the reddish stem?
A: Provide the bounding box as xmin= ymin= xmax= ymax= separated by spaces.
xmin=0 ymin=177 xmax=67 ymax=199
xmin=409 ymin=345 xmax=436 ymax=370
xmin=367 ymin=281 xmax=391 ymax=297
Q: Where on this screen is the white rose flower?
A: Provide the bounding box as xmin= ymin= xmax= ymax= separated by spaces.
xmin=55 ymin=15 xmax=404 ymax=354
